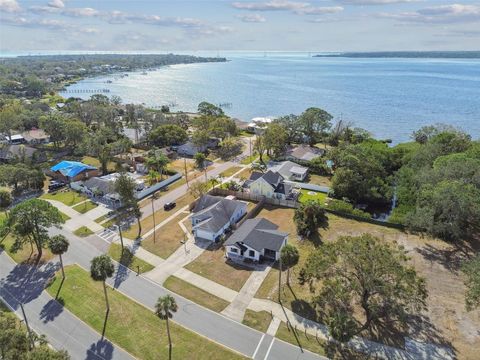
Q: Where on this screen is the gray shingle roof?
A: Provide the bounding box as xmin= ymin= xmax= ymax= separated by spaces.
xmin=192 ymin=195 xmax=246 ymax=234
xmin=225 ymin=218 xmax=288 ymax=252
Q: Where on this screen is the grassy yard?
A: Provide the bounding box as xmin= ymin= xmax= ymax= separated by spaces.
xmin=236 ymin=167 xmax=253 ymax=180
xmin=123 ymin=193 xmax=194 ymax=240
xmin=94 ymin=214 xmax=109 ymax=224
xmin=240 ymin=154 xmax=258 ymax=165
xmin=41 ymin=190 xmax=88 ymax=207
xmin=81 ymin=156 xmax=116 ymax=172
xmin=141 ymin=216 xmax=187 ymax=259
xmin=242 ymin=310 xmax=272 ymax=333
xmin=47 ymin=265 xmax=245 ymax=360
xmin=60 ymin=211 xmax=71 ymax=221
xmin=298 ymin=189 xmax=328 ymax=205
xmin=164 ymin=276 xmax=229 ymax=312
xmin=254 ymin=206 xmax=318 ymax=320
xmin=185 ymin=243 xmax=253 ymax=292
xmin=108 ymin=243 xmax=154 ymax=274
xmin=306 ymin=174 xmax=332 ymax=187
xmin=72 ymin=200 xmax=98 ymax=214
xmin=0 ymin=234 xmax=54 ymax=264
xmin=73 ymin=226 xmax=94 ymax=237
xmin=275 ymin=322 xmax=326 ymax=356
xmin=220 ymin=166 xmax=243 ymax=178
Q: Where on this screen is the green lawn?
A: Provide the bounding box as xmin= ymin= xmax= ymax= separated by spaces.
xmin=94 ymin=214 xmax=109 ymax=224
xmin=242 ymin=310 xmax=272 ymax=333
xmin=73 ymin=226 xmax=94 ymax=237
xmin=81 ymin=156 xmax=116 ymax=172
xmin=60 ymin=211 xmax=71 ymax=221
xmin=72 ymin=200 xmax=97 ymax=214
xmin=275 ymin=322 xmax=326 ymax=356
xmin=41 ymin=190 xmax=88 ymax=207
xmin=240 ymin=154 xmax=258 ymax=165
xmin=219 ymin=166 xmax=243 ymax=178
xmin=164 ymin=276 xmax=229 ymax=312
xmin=47 ymin=266 xmax=245 ymax=360
xmin=108 ymin=243 xmax=154 ymax=274
xmin=298 ymin=189 xmax=328 ymax=205
xmin=0 ymin=234 xmax=54 ymax=264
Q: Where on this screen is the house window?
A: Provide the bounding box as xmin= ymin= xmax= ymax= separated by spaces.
xmin=249 ymin=250 xmax=255 ymax=257
xmin=230 ymin=248 xmax=237 ymax=253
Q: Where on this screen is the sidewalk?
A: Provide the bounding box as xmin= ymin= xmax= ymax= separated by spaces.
xmin=222 ymin=262 xmax=272 ymax=321
xmin=0 ymin=252 xmax=133 ymax=360
xmin=45 ymin=199 xmax=104 ymax=233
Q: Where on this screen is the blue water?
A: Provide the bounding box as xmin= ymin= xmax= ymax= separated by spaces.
xmin=60 ymin=53 xmax=480 ymax=143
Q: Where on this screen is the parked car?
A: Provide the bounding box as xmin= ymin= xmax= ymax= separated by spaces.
xmin=48 ymin=180 xmax=66 ymax=192
xmin=163 ymin=202 xmax=176 ymax=211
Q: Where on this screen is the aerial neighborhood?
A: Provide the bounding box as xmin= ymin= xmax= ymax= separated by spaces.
xmin=0 ymin=54 xmax=478 ymax=360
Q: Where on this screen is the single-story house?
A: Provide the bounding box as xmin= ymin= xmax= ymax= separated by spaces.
xmin=22 ymin=129 xmax=50 ymax=144
xmin=0 ymin=144 xmax=46 ymax=163
xmin=269 ymin=161 xmax=308 ymax=182
xmin=4 ymin=134 xmax=26 ymax=145
xmin=246 ymin=117 xmax=274 ymax=135
xmin=246 ymin=170 xmax=295 ymax=200
xmin=50 ymin=161 xmax=99 ymax=182
xmin=176 ymin=142 xmax=207 ymax=157
xmin=286 ymin=145 xmax=325 ymax=162
xmin=191 ymin=194 xmax=247 ymax=241
xmin=225 ymin=218 xmax=288 ymax=262
xmin=72 ymin=172 xmax=145 ymax=203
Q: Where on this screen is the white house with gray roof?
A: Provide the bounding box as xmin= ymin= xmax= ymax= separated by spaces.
xmin=246 ymin=170 xmax=295 ymax=200
xmin=224 ymin=218 xmax=288 ymax=262
xmin=269 ymin=161 xmax=308 ymax=181
xmin=191 ymin=194 xmax=247 ymax=242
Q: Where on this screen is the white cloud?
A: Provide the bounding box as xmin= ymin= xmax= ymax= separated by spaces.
xmin=232 ymin=1 xmax=309 ymax=12
xmin=63 ymin=7 xmax=99 ymax=17
xmin=297 ymin=6 xmax=344 ymax=15
xmin=48 ymin=0 xmax=65 ymax=9
xmin=232 ymin=1 xmax=343 ymax=16
xmin=237 ymin=13 xmax=267 ymax=22
xmin=380 ymin=3 xmax=480 ymax=24
xmin=0 ymin=0 xmax=21 ymax=13
xmin=337 ymin=0 xmax=419 ymax=4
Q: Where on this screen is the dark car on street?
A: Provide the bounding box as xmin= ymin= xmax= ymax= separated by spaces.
xmin=163 ymin=202 xmax=176 ymax=211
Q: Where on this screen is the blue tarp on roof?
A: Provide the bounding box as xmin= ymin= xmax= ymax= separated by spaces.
xmin=50 ymin=161 xmax=96 ymax=178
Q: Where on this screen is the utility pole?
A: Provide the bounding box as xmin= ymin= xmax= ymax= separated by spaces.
xmin=184 ymin=157 xmax=189 ymax=188
xmin=278 ymin=254 xmax=282 ymax=303
xmin=151 ymin=192 xmax=158 ymax=243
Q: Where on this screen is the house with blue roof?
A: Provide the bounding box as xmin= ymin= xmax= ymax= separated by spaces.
xmin=50 ymin=161 xmax=99 ymax=182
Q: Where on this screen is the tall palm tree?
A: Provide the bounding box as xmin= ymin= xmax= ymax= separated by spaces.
xmin=90 ymin=255 xmax=115 ymax=334
xmin=155 ymin=295 xmax=178 ymax=360
xmin=48 ymin=235 xmax=69 ymax=279
xmin=280 ymin=244 xmax=299 ymax=286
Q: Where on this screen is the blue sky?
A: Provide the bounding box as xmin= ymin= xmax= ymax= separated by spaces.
xmin=0 ymin=0 xmax=479 ymax=52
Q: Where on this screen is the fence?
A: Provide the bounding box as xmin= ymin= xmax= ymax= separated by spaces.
xmin=210 ymin=188 xmax=299 ymax=209
xmin=285 ymin=181 xmax=330 ymax=193
xmin=135 ymin=173 xmax=182 ymax=199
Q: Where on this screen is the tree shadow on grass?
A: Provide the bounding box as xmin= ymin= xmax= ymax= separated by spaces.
xmin=39 ymin=298 xmax=64 ymax=323
xmin=86 ymin=338 xmax=114 ymax=360
xmin=415 ymin=242 xmax=473 ymax=273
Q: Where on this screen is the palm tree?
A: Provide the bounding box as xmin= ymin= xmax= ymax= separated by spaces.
xmin=155 ymin=295 xmax=178 ymax=360
xmin=48 ymin=235 xmax=69 ymax=280
xmin=90 ymin=255 xmax=115 ymax=331
xmin=280 ymin=244 xmax=299 ymax=286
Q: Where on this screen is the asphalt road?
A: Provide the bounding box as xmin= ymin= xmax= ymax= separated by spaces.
xmin=55 ymin=226 xmax=327 ymax=360
xmin=0 ymin=252 xmax=133 ymax=360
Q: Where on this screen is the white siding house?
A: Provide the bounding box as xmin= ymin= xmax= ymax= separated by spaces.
xmin=191 ymin=195 xmax=247 ymax=242
xmin=225 ymin=218 xmax=288 ymax=262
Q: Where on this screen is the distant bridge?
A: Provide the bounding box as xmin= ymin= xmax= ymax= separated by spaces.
xmin=61 ymin=88 xmax=110 ymax=93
